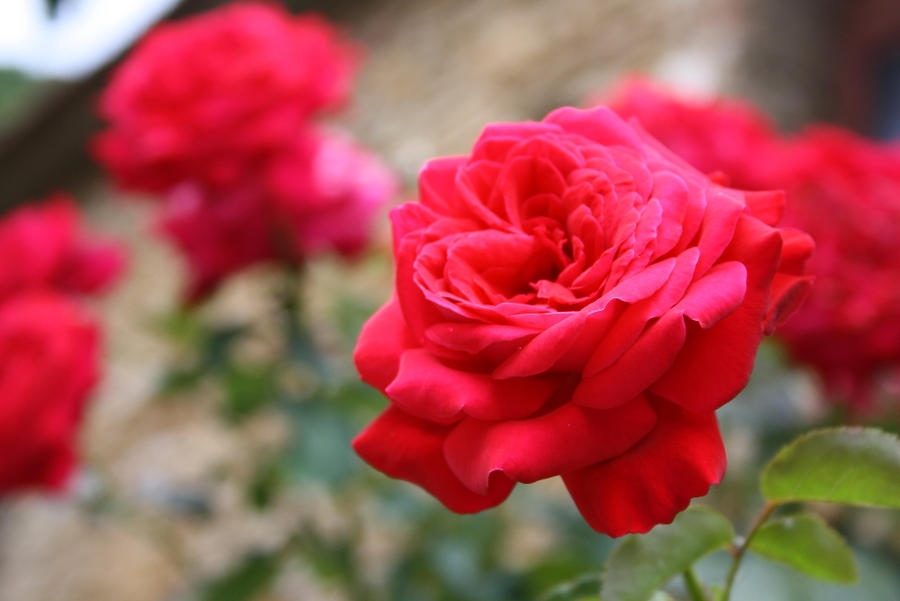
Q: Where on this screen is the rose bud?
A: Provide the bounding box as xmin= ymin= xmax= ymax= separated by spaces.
xmin=352 ymin=106 xmax=813 ymax=536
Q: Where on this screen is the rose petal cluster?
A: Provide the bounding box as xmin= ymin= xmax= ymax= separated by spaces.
xmin=0 ymin=195 xmax=124 ymax=302
xmin=773 ymin=128 xmax=900 ymax=406
xmin=93 ymin=2 xmax=358 ymax=193
xmin=0 ymin=197 xmax=122 ymax=494
xmin=601 ymin=77 xmax=778 ymax=189
xmin=600 ymin=77 xmax=900 ymax=409
xmin=352 ymin=106 xmax=812 ymax=536
xmin=157 ymin=131 xmax=397 ymax=301
xmin=93 ymin=2 xmax=396 ymax=300
xmin=0 ymin=294 xmax=99 ymax=492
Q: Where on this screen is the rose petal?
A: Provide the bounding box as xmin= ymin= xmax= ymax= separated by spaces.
xmin=743 ymin=189 xmax=785 ymax=226
xmin=650 ymin=214 xmax=782 ymax=412
xmin=562 ymin=400 xmax=725 ymax=536
xmin=419 ymin=156 xmax=466 ymax=215
xmin=765 ymin=273 xmax=813 ymax=334
xmin=574 ymin=311 xmax=687 ymax=408
xmin=674 ymin=261 xmax=747 ymax=328
xmin=353 ymin=406 xmax=515 ymax=513
xmin=386 ymin=349 xmax=559 ymax=423
xmin=777 ymin=228 xmax=815 ymax=275
xmin=492 ymin=312 xmax=586 ymax=379
xmin=444 ymin=397 xmax=657 ymax=494
xmin=545 ymin=106 xmax=644 ymax=150
xmin=353 ymin=299 xmax=413 ymax=392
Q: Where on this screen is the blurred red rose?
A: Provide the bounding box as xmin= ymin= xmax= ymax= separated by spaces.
xmin=773 ymin=127 xmax=900 ymax=407
xmin=0 ymin=293 xmax=99 ymax=492
xmin=600 ymin=77 xmax=778 ymax=190
xmin=159 ymin=129 xmax=396 ymax=301
xmin=93 ymin=2 xmax=358 ymax=193
xmin=156 ymin=181 xmax=277 ymax=302
xmin=352 ymin=107 xmax=813 ymax=536
xmin=0 ymin=195 xmax=125 ymax=303
xmin=265 ymin=130 xmax=398 ymax=258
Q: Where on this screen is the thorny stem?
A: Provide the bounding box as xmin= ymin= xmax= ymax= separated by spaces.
xmin=722 ymin=501 xmax=778 ymax=600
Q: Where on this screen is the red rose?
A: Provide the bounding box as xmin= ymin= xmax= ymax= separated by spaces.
xmin=0 ymin=293 xmax=99 ymax=492
xmin=156 ymin=181 xmax=278 ymax=302
xmin=93 ymin=2 xmax=358 ymax=193
xmin=773 ymin=127 xmax=900 ymax=407
xmin=600 ymin=77 xmax=778 ymax=190
xmin=352 ymin=107 xmax=813 ymax=535
xmin=264 ymin=130 xmax=398 ymax=258
xmin=0 ymin=195 xmax=124 ymax=302
xmin=157 ymin=129 xmax=396 ymax=301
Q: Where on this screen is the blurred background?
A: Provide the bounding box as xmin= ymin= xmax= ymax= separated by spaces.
xmin=0 ymin=1 xmax=898 ymax=600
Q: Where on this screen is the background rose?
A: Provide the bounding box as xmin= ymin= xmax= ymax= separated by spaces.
xmin=264 ymin=129 xmax=398 ymax=259
xmin=353 ymin=106 xmax=812 ymax=536
xmin=156 ymin=181 xmax=278 ymax=302
xmin=773 ymin=127 xmax=900 ymax=407
xmin=598 ymin=78 xmax=900 ymax=410
xmin=0 ymin=293 xmax=99 ymax=492
xmin=600 ymin=77 xmax=779 ymax=190
xmin=157 ymin=128 xmax=396 ymax=302
xmin=93 ymin=2 xmax=358 ymax=193
xmin=0 ymin=194 xmax=124 ymax=303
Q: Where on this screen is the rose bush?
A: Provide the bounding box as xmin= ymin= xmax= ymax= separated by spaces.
xmin=0 ymin=293 xmax=99 ymax=492
xmin=93 ymin=2 xmax=358 ymax=193
xmin=353 ymin=107 xmax=813 ymax=535
xmin=601 ymin=77 xmax=778 ymax=190
xmin=0 ymin=195 xmax=124 ymax=303
xmin=773 ymin=127 xmax=900 ymax=407
xmin=157 ymin=129 xmax=396 ymax=301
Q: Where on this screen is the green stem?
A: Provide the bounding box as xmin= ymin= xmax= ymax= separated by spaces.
xmin=722 ymin=502 xmax=778 ymax=600
xmin=682 ymin=566 xmax=709 ymax=601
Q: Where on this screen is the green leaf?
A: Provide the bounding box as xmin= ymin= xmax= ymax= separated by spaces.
xmin=540 ymin=573 xmax=601 ymax=601
xmin=761 ymin=427 xmax=900 ymax=508
xmin=602 ymin=507 xmax=734 ymax=601
xmin=222 ymin=364 xmax=278 ymax=422
xmin=199 ymin=552 xmax=280 ymax=601
xmin=749 ymin=512 xmax=857 ymax=583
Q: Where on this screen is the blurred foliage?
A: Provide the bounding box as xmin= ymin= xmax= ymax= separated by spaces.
xmin=146 ymin=257 xmax=900 ymax=601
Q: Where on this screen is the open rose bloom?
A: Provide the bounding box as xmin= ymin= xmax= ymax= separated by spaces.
xmin=774 ymin=128 xmax=900 ymax=407
xmin=93 ymin=3 xmax=395 ymax=301
xmin=157 ymin=129 xmax=397 ymax=301
xmin=0 ymin=294 xmax=99 ymax=492
xmin=353 ymin=107 xmax=813 ymax=536
xmin=93 ymin=2 xmax=358 ymax=193
xmin=0 ymin=195 xmax=124 ymax=303
xmin=0 ymin=196 xmax=122 ymax=493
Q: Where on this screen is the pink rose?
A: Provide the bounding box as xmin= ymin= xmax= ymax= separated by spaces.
xmin=353 ymin=107 xmax=813 ymax=535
